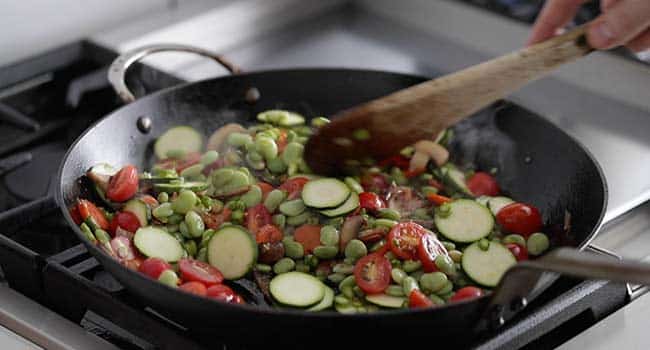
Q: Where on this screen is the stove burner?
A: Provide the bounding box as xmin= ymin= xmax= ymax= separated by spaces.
xmin=4 ymin=142 xmax=66 ymax=200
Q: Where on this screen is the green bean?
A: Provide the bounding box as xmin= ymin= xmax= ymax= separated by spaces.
xmin=304 ymin=254 xmax=319 ymax=269
xmin=328 ymin=273 xmax=346 ymax=284
xmin=320 ymin=225 xmax=339 ymax=247
xmin=313 ymin=245 xmax=338 ymax=259
xmin=435 ymin=255 xmax=456 ymax=276
xmin=338 ymin=275 xmax=356 ymax=290
xmin=391 ymin=268 xmax=407 ymax=284
xmin=200 ymin=150 xmax=219 ymax=165
xmin=449 ymin=250 xmax=463 ymax=263
xmin=273 ymin=258 xmax=295 ymax=274
xmin=442 ymin=241 xmax=455 ymax=251
xmin=428 ymin=294 xmax=446 ymax=305
xmin=377 ymin=208 xmax=401 ymax=221
xmin=179 ymin=222 xmax=191 ymax=239
xmin=200 ymin=229 xmax=216 ymax=248
xmin=352 ymin=129 xmax=371 ymax=141
xmin=184 ymin=240 xmax=197 ymax=257
xmin=478 ymin=238 xmax=490 ymax=251
xmin=527 ymin=232 xmax=550 ymax=256
xmin=286 ymin=211 xmax=310 ymax=226
xmin=311 ymin=116 xmax=330 ymax=127
xmin=403 ymin=260 xmax=422 ymax=273
xmin=421 ymin=186 xmax=439 ymax=196
xmin=153 ymin=203 xmax=174 ymax=219
xmin=295 ymin=261 xmax=310 ymax=273
xmin=386 ymin=285 xmax=405 ymax=297
xmin=171 ymin=190 xmax=197 ymax=214
xmin=281 ymin=142 xmax=304 ymax=166
xmin=374 ymin=218 xmax=398 ymax=229
xmin=157 ymin=192 xmax=169 ymax=203
xmin=184 ymin=211 xmax=205 ymax=238
xmin=255 ymin=263 xmax=272 ymax=273
xmin=420 ymin=272 xmax=448 ymax=294
xmin=231 ymin=210 xmax=244 ymax=224
xmin=335 ymin=295 xmax=350 ymax=305
xmin=196 ymin=247 xmax=207 ymax=262
xmin=279 ymin=199 xmax=306 ymax=217
xmin=272 ymin=214 xmax=286 ymax=229
xmin=94 ymin=229 xmax=110 ymax=244
xmin=165 ymin=149 xmax=186 ymax=159
xmin=227 ymin=132 xmax=253 ymax=148
xmin=402 ymin=276 xmax=419 ymax=295
xmin=240 ymin=185 xmax=262 ymax=208
xmin=180 ymin=164 xmax=204 ymax=179
xmin=503 ymin=234 xmax=526 ymax=247
xmin=344 ymin=177 xmax=364 ymax=194
xmin=284 ymin=241 xmax=304 ymax=259
xmin=332 ymin=263 xmax=354 ymax=275
xmin=255 ymin=136 xmax=278 ymax=161
xmin=344 ymin=239 xmax=367 ymax=260
xmin=157 ymin=270 xmax=179 ymax=287
xmin=435 ymin=280 xmax=454 ymax=296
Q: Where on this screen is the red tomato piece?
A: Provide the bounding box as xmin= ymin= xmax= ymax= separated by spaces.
xmin=276 ymin=130 xmax=288 ymax=153
xmin=387 ymin=222 xmax=426 ymax=260
xmin=257 ymin=182 xmax=274 ymax=201
xmin=378 ymin=155 xmax=410 ymax=170
xmin=278 ymin=177 xmax=309 ymax=200
xmin=69 ymin=206 xmax=82 ymax=225
xmin=77 ymin=199 xmax=109 ymax=230
xmin=505 ymin=243 xmax=529 ymax=261
xmin=179 ymin=258 xmax=224 ymax=286
xmin=417 ymin=233 xmax=448 ymax=272
xmin=496 ymin=203 xmax=543 ymax=237
xmin=359 ymin=192 xmax=386 ymax=212
xmin=106 ymin=165 xmax=139 ymax=202
xmin=450 ymin=286 xmax=483 ymax=302
xmin=360 ymin=173 xmax=390 ymax=193
xmin=206 ymin=284 xmax=241 ymax=303
xmin=179 ymin=281 xmax=208 ymax=296
xmin=202 ymin=208 xmax=232 ymax=230
xmin=427 ymin=193 xmax=452 ymax=206
xmin=353 ymin=253 xmax=391 ymax=294
xmin=139 ymin=257 xmax=172 ymax=279
xmin=409 ymin=289 xmax=434 ymax=308
xmin=293 ymin=224 xmax=322 ymax=253
xmin=404 ymin=168 xmax=426 ymax=178
xmin=109 ymin=211 xmax=141 ymax=235
xmin=467 ymin=172 xmax=500 ymax=196
xmin=255 ymin=224 xmax=283 ymax=244
xmin=245 ymin=204 xmax=272 ymax=234
xmin=428 ymin=179 xmax=444 ymax=191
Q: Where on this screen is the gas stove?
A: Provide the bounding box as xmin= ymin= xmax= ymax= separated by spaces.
xmin=0 ymin=1 xmax=649 ymax=349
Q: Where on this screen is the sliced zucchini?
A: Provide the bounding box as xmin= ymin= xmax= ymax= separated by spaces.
xmin=366 ymin=293 xmax=406 ymax=308
xmin=441 ymin=165 xmax=473 ymax=196
xmin=209 ymin=168 xmax=251 ymax=197
xmin=462 ymin=241 xmax=516 ymax=287
xmin=307 ymin=286 xmax=334 ymax=311
xmin=320 ymin=192 xmax=359 ymax=217
xmin=133 ymin=226 xmax=184 ymax=262
xmin=301 ymin=178 xmax=350 ymax=209
xmin=207 ymin=226 xmax=257 ymax=280
xmin=335 ymin=302 xmax=357 ymax=314
xmin=488 ymin=196 xmax=514 ymax=216
xmin=123 ymin=199 xmax=149 ymax=226
xmin=270 ymin=272 xmax=325 ymax=307
xmin=475 ymin=195 xmax=491 ymax=207
xmin=154 ymin=181 xmax=208 ymax=193
xmin=434 ymin=199 xmax=494 ymax=243
xmin=257 ymin=110 xmax=305 ymax=126
xmin=154 ymin=126 xmax=203 ymax=160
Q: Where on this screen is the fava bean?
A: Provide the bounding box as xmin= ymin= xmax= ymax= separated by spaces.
xmin=272 ymin=214 xmax=286 ymax=229
xmin=180 ymin=164 xmax=204 ymax=179
xmin=172 ymin=190 xmax=197 ymax=214
xmin=246 ymin=153 xmax=265 ymax=170
xmin=295 ymin=261 xmax=310 ymax=273
xmin=185 ymin=211 xmax=205 ymax=238
xmin=377 ymin=208 xmax=401 ymax=221
xmin=227 ymin=132 xmax=253 ymax=148
xmin=449 ymin=250 xmax=463 ymax=263
xmin=410 ymin=270 xmax=424 ymax=281
xmin=328 ymin=273 xmax=346 ymax=284
xmin=369 ymin=240 xmax=387 ymax=253
xmin=273 ymin=258 xmax=295 ymax=274
xmin=179 ymin=222 xmax=191 ymax=239
xmin=231 ymin=210 xmax=244 ymax=224
xmin=153 ymin=203 xmax=174 ymax=219
xmin=335 ymin=295 xmax=350 ymax=305
xmin=304 ymin=254 xmax=319 ymax=269
xmin=266 ymin=157 xmax=288 ymax=174
xmin=281 ymin=142 xmax=304 ymax=166
xmin=429 ymin=294 xmax=446 ymax=305
xmin=386 ymin=285 xmax=405 ymax=297
xmin=255 ymin=263 xmax=272 ymax=272
xmin=320 ymin=225 xmax=339 ymax=246
xmin=255 ymin=136 xmax=278 ymax=161
xmin=402 ymin=276 xmax=419 ymax=295
xmin=391 ymin=268 xmax=407 ymax=284
xmin=442 ymin=241 xmax=456 ymax=251
xmin=311 ymin=117 xmax=330 ymax=128
xmin=313 ymin=245 xmax=338 ymax=259
xmin=279 ymin=199 xmax=306 ymax=217
xmin=341 ymin=285 xmax=355 ymax=299
xmin=344 ymin=239 xmax=367 ymax=260
xmin=201 ymin=229 xmax=216 ymax=248
xmin=435 ymin=280 xmax=454 ymax=296
xmin=184 ymin=240 xmax=197 ymax=257
xmin=166 ymin=224 xmax=179 ymax=233
xmin=420 ymin=272 xmax=448 ymax=294
xmin=332 ymin=263 xmax=354 ymax=275
xmin=241 ymin=185 xmax=263 ymax=208
xmin=503 ymin=234 xmax=526 ymax=247
xmin=157 ymin=192 xmax=169 ymax=203
xmin=196 ymin=247 xmax=207 ymax=262
xmin=403 ymin=260 xmax=422 ymax=273
xmin=353 ymin=285 xmax=365 ymax=298
xmin=286 ymin=211 xmax=310 ymax=226
xmin=167 ymin=213 xmax=183 ymax=225
xmin=421 ymin=186 xmax=438 ymax=196
xmin=344 ymin=177 xmax=364 ymax=194
xmin=338 ymin=275 xmax=356 ymax=290
xmin=435 ymin=255 xmax=456 ymax=276
xmin=94 ymin=229 xmax=110 ymax=244
xmin=527 ymin=232 xmax=550 ymax=256
xmin=200 ymin=150 xmax=219 ymax=165
xmin=158 ymin=270 xmax=179 ymax=287
xmin=285 ymin=241 xmax=305 ymax=259
xmin=264 ymin=190 xmax=286 ymax=213
xmin=374 ymin=218 xmax=398 ymax=229
xmin=478 ymin=238 xmax=490 ymax=251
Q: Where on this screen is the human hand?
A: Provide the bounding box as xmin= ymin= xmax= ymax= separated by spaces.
xmin=527 ymin=0 xmax=650 ymax=52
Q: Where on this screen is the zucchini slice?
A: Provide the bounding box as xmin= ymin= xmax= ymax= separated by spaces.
xmin=366 ymin=293 xmax=406 ymax=308
xmin=154 ymin=181 xmax=208 ymax=193
xmin=441 ymin=165 xmax=473 ymax=196
xmin=462 ymin=241 xmax=516 ymax=287
xmin=133 ymin=226 xmax=184 ymax=262
xmin=207 ymin=226 xmax=257 ymax=280
xmin=487 ymin=196 xmax=514 ymax=216
xmin=434 ymin=199 xmax=494 ymax=243
xmin=154 ymin=126 xmax=203 ymax=160
xmin=301 ymin=178 xmax=350 ymax=209
xmin=320 ymin=192 xmax=359 ymax=217
xmin=123 ymin=199 xmax=149 ymax=227
xmin=270 ymin=272 xmax=325 ymax=307
xmin=307 ymin=286 xmax=335 ymax=311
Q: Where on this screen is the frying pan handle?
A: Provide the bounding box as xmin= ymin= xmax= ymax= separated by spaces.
xmin=108 ymin=44 xmax=242 ymax=103
xmin=483 ymin=247 xmax=650 ymax=329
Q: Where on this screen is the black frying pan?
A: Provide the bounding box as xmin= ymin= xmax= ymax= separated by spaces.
xmin=57 ymin=45 xmax=609 ymax=346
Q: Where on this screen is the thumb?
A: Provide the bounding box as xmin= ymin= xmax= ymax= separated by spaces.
xmin=587 ymin=0 xmax=650 ymax=49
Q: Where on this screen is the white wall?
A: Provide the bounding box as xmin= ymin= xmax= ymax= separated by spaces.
xmin=0 ymin=0 xmax=173 ymax=66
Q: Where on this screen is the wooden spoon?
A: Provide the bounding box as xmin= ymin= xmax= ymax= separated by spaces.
xmin=304 ymin=26 xmax=592 ymax=175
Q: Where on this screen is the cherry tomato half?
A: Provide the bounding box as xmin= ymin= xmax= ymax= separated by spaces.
xmin=293 ymin=224 xmax=322 ymax=254
xmin=359 ymin=192 xmax=386 ymax=212
xmin=179 ymin=281 xmax=208 ymax=296
xmin=450 ymin=286 xmax=483 ymax=302
xmin=417 ymin=233 xmax=448 ymax=272
xmin=255 ymin=224 xmax=283 ymax=244
xmin=245 ymin=204 xmax=272 ymax=234
xmin=360 ymin=173 xmax=389 ymax=193
xmin=409 ymin=289 xmax=434 ymax=308
xmin=496 ymin=203 xmax=543 ymax=237
xmin=207 ymin=284 xmax=243 ymax=304
xmin=427 ymin=193 xmax=452 ymax=206
xmin=106 ymin=165 xmax=139 ymax=202
xmin=353 ymin=253 xmax=391 ymax=294
xmin=77 ymin=199 xmax=109 ymax=230
xmin=505 ymin=243 xmax=529 ymax=261
xmin=110 ymin=211 xmax=141 ymax=235
xmin=467 ymin=172 xmax=500 ymax=196
xmin=139 ymin=257 xmax=172 ymax=279
xmin=69 ymin=206 xmax=82 ymax=225
xmin=388 ymin=222 xmax=426 ymax=260
xmin=202 ymin=208 xmax=232 ymax=230
xmin=257 ymin=182 xmax=274 ymax=201
xmin=278 ymin=177 xmax=309 ymax=200
xmin=179 ymin=258 xmax=224 ymax=286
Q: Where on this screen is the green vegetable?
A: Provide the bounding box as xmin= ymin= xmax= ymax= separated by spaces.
xmin=184 ymin=211 xmax=205 ymax=238
xmin=133 ymin=226 xmax=184 ymax=262
xmin=279 ymin=199 xmax=306 ymax=217
xmin=255 ymin=263 xmax=272 ymax=273
xmin=352 ymin=129 xmax=371 ymax=141
xmin=207 ymin=226 xmax=258 ymax=279
xmin=273 ymin=257 xmax=296 ymax=274
xmin=391 ymin=268 xmax=407 ymax=284
xmin=157 ymin=192 xmax=169 ymax=203
xmin=319 ymin=225 xmax=339 ymax=246
xmin=264 ymin=190 xmax=286 ymax=213
xmin=227 ymin=132 xmax=253 ymax=148
xmin=344 ymin=239 xmax=367 ymax=260
xmin=282 ymin=142 xmax=304 ymax=166
xmin=285 ymin=241 xmax=305 ymax=259
xmin=157 ymin=270 xmax=179 ymax=287
xmin=200 ymin=150 xmax=219 ymax=165
xmin=503 ymin=234 xmax=526 ymax=247
xmin=374 ymin=218 xmax=398 ymax=229
xmin=184 ymin=240 xmax=197 ymax=257
xmin=286 ymin=211 xmax=310 ymax=226
xmin=171 ymin=190 xmax=197 ymax=214
xmin=79 ymin=223 xmax=97 ymax=243
xmin=377 ymin=208 xmax=401 ymax=221
xmin=154 ymin=126 xmax=202 ymax=160
xmin=313 ymin=245 xmax=338 ymax=259
xmin=241 ymin=185 xmax=263 ymax=208
xmin=180 ymin=164 xmax=205 ymax=179
xmin=344 ymin=177 xmax=364 ymax=193
xmin=255 ymin=136 xmax=278 ymax=161
xmin=269 ymin=272 xmax=325 ymax=307
xmin=419 ymin=272 xmax=448 ymax=293
xmin=386 ymin=285 xmax=405 ymax=297
xmin=527 ymin=232 xmax=550 ymax=256
xmin=449 ymin=250 xmax=463 ymax=263
xmin=435 ymin=255 xmax=456 ymax=276
xmin=402 ymin=276 xmax=419 ymax=295
xmin=311 ymin=117 xmax=330 ymax=128
xmin=402 ymin=260 xmax=422 ymax=273
xmin=272 ymin=214 xmax=286 ymax=229
xmin=327 ymin=273 xmax=346 ymax=284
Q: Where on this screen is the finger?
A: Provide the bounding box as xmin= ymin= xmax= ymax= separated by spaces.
xmin=627 ymin=28 xmax=650 ymax=52
xmin=588 ymin=0 xmax=650 ymax=49
xmin=527 ymin=0 xmax=588 ymax=46
xmin=601 ymin=0 xmax=620 ymax=11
